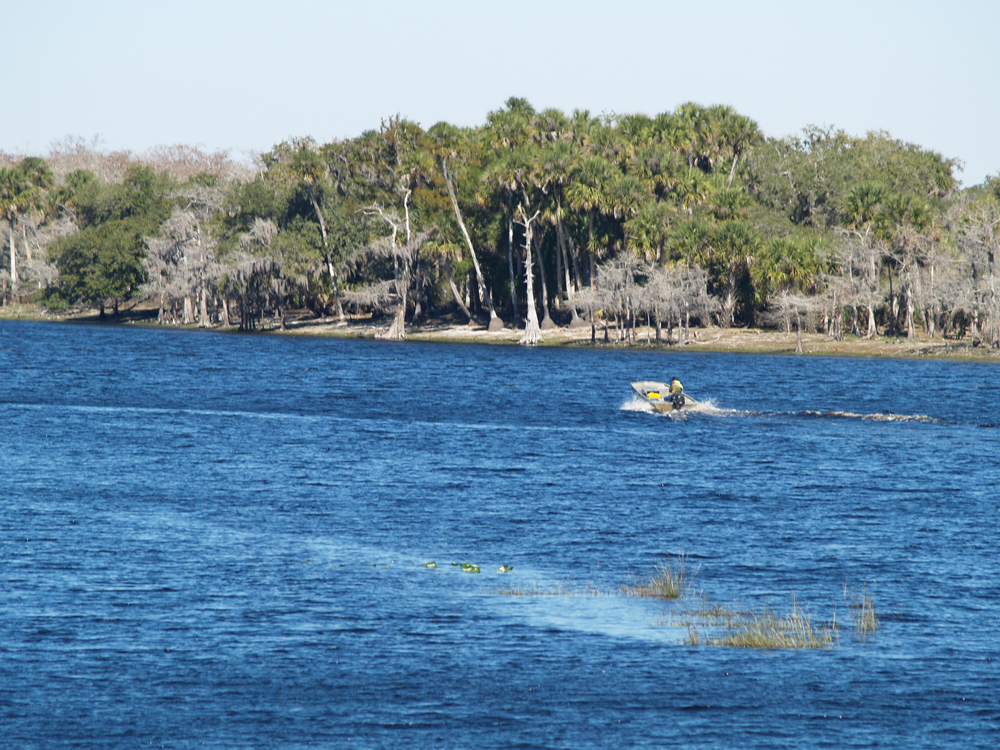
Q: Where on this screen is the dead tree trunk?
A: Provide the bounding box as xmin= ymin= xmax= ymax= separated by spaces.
xmin=517 ymin=205 xmax=543 ymax=345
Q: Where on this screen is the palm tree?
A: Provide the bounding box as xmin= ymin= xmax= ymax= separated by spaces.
xmin=625 ymin=201 xmax=672 ymax=262
xmin=482 ymin=145 xmax=536 ymax=320
xmin=537 ymin=138 xmax=582 ymax=302
xmin=674 ymin=102 xmax=711 ymax=170
xmin=484 ymin=99 xmax=538 ymax=322
xmin=0 ymin=162 xmax=50 ymax=296
xmin=533 ymin=107 xmax=569 ymax=143
xmin=442 ymin=157 xmax=504 ymax=330
xmin=0 ymin=167 xmax=28 ymax=295
xmin=844 ymin=182 xmax=890 ymax=337
xmin=617 ymin=113 xmax=656 ymax=149
xmin=703 ymin=221 xmax=762 ymax=326
xmin=671 ymin=169 xmax=711 ymax=213
xmin=566 ymin=155 xmax=617 ymax=285
xmin=605 ymin=173 xmax=651 ymax=221
xmin=569 ymin=109 xmax=599 ymax=148
xmin=751 ymin=237 xmax=820 ymax=314
xmin=719 ymin=113 xmax=763 ymax=188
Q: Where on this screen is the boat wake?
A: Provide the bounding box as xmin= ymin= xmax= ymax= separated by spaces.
xmin=621 ymin=396 xmax=735 ymax=418
xmin=800 ymin=409 xmax=940 ymax=423
xmin=622 ymin=397 xmax=941 ymax=423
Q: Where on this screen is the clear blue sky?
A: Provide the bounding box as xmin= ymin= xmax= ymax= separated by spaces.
xmin=6 ymin=0 xmax=998 ymax=186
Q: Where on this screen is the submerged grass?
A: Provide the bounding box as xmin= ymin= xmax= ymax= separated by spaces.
xmin=484 ymin=559 xmax=862 ymax=650
xmin=620 ymin=557 xmax=696 ymax=599
xmin=493 ymin=580 xmax=601 ymax=597
xmin=494 ymin=584 xmax=573 ymax=596
xmin=844 ymin=583 xmax=880 ymax=640
xmin=684 ymin=598 xmax=838 ymax=649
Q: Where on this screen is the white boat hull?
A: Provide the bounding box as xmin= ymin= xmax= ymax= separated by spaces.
xmin=631 ymin=381 xmax=695 ymax=413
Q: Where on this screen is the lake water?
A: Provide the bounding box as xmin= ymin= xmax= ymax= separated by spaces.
xmin=2 ymin=320 xmax=998 ymax=749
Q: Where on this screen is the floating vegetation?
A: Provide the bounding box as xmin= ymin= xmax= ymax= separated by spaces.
xmin=844 ymin=583 xmax=880 ymax=640
xmin=351 ymin=554 xmax=857 ymax=651
xmin=620 ymin=557 xmax=696 ymax=599
xmin=683 ymin=598 xmax=838 ymax=649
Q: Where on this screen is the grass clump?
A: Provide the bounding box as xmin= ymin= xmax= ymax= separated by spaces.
xmin=844 ymin=583 xmax=879 ymax=639
xmin=620 ymin=557 xmax=696 ymax=600
xmin=684 ymin=598 xmax=837 ymax=649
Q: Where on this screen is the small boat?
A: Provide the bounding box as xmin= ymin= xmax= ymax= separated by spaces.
xmin=631 ymin=381 xmax=698 ymax=413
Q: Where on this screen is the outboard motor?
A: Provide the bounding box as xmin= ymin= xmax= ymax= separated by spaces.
xmin=671 ymin=392 xmax=685 ymax=410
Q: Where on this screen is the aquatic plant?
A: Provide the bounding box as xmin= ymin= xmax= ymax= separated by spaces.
xmin=620 ymin=557 xmax=696 ymax=599
xmin=844 ymin=583 xmax=879 ymax=639
xmin=684 ymin=598 xmax=838 ymax=649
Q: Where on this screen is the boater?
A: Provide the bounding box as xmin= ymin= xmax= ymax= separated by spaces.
xmin=669 ymin=377 xmax=685 ymax=410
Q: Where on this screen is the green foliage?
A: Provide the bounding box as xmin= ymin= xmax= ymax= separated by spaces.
xmin=746 ymin=127 xmax=958 ymax=228
xmin=52 ymin=219 xmax=149 ymax=308
xmin=73 ymin=165 xmax=172 ymax=230
xmin=13 ymin=95 xmax=978 ymax=332
xmin=189 ymin=172 xmax=219 ymax=188
xmin=52 ymin=165 xmax=172 ymax=310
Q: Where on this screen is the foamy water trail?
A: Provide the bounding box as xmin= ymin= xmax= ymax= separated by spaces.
xmin=622 ymin=397 xmax=938 ymax=423
xmin=801 ymin=409 xmax=940 ymax=423
xmin=621 ymin=396 xmax=741 ymax=418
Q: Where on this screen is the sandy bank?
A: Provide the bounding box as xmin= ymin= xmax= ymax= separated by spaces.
xmin=4 ymin=303 xmax=998 ymax=361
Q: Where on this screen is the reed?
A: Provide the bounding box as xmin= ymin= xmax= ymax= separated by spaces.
xmin=684 ymin=598 xmax=838 ymax=648
xmin=844 ymin=583 xmax=879 ymax=639
xmin=620 ymin=557 xmax=696 ymax=600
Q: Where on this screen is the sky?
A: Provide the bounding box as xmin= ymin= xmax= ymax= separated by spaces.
xmin=6 ymin=0 xmax=999 ymax=186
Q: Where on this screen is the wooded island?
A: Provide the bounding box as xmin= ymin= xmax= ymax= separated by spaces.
xmin=2 ymin=98 xmax=998 ymax=350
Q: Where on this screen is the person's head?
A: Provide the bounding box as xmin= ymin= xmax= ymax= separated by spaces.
xmin=670 ymin=377 xmax=677 ymax=383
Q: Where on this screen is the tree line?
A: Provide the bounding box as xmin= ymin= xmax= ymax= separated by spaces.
xmin=2 ymin=99 xmax=999 ymax=346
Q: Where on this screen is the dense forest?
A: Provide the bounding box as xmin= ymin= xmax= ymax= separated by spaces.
xmin=2 ymin=98 xmax=999 ymax=346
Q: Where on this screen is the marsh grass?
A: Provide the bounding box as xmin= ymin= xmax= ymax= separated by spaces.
xmin=620 ymin=558 xmax=696 ymax=599
xmin=684 ymin=598 xmax=838 ymax=649
xmin=486 ymin=560 xmax=850 ymax=650
xmin=844 ymin=583 xmax=879 ymax=639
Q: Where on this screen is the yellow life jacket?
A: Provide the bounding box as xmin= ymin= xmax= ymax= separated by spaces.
xmin=670 ymin=379 xmax=683 ymax=394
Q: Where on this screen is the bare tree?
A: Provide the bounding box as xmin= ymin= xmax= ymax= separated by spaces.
xmin=952 ymin=194 xmax=1000 ymax=347
xmin=365 ymin=195 xmax=429 ymax=340
xmin=765 ymin=291 xmax=819 ymax=353
xmin=218 ymin=219 xmax=280 ymax=331
xmin=144 ymin=185 xmax=224 ymax=327
xmin=639 ymin=264 xmax=711 ymax=345
xmin=594 ymin=255 xmax=645 ymax=345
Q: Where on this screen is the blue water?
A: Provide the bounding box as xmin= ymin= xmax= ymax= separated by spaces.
xmin=2 ymin=320 xmax=998 ymax=749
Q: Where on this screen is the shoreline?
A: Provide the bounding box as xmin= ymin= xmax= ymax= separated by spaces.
xmin=4 ymin=304 xmax=999 ymax=361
